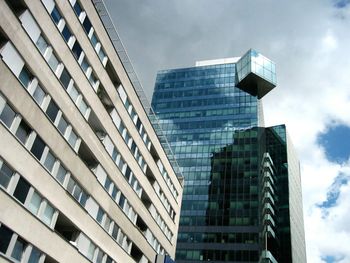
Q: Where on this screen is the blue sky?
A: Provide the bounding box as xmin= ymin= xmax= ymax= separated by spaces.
xmin=107 ymin=0 xmax=350 ymax=261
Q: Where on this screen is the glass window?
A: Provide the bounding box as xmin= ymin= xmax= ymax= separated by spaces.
xmin=15 ymin=120 xmax=32 ymax=144
xmin=48 ymin=53 xmax=59 ymax=71
xmin=0 ymin=104 xmax=16 ymax=128
xmin=13 ymin=177 xmax=30 ymax=204
xmin=78 ymin=99 xmax=88 ymax=115
xmin=0 ymin=224 xmax=13 ymax=253
xmin=51 ymin=7 xmax=62 ymax=25
xmin=62 ymin=26 xmax=71 ymax=42
xmin=28 ymin=191 xmax=42 ymax=215
xmin=11 ymin=237 xmax=26 ymax=261
xmin=57 ymin=116 xmax=68 ymax=135
xmin=41 ymin=203 xmax=54 ymax=226
xmin=68 ymin=84 xmax=79 ymax=103
xmin=43 ymin=151 xmax=55 ymax=172
xmin=35 ymin=35 xmax=48 ymax=55
xmin=81 ymin=58 xmax=89 ymax=73
xmin=19 ymin=67 xmax=33 ymax=88
xmin=60 ymin=68 xmax=71 ymax=89
xmin=98 ymin=48 xmax=106 ymax=61
xmin=46 ymin=100 xmax=59 ymax=122
xmin=68 ymin=130 xmax=78 ymax=148
xmin=73 ymin=1 xmax=82 ymax=16
xmin=111 ymin=224 xmax=119 ymax=239
xmin=28 ymin=247 xmax=41 ymax=263
xmin=86 ymin=242 xmax=95 ymax=261
xmin=106 ymin=256 xmax=113 ymax=263
xmin=91 ymin=33 xmax=98 ymax=48
xmin=72 ymin=41 xmax=82 ymax=59
xmin=33 ymin=85 xmax=45 ymax=106
xmin=96 ymin=207 xmax=104 ymax=224
xmin=82 ymin=17 xmax=92 ymax=34
xmin=30 ymin=136 xmax=46 ymax=160
xmin=0 ymin=162 xmax=14 ymax=189
xmin=55 ymin=164 xmax=67 ymax=184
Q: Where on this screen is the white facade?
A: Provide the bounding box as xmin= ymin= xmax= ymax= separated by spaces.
xmin=0 ymin=0 xmax=183 ymax=262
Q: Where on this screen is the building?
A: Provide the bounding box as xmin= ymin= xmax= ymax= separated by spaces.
xmin=151 ymin=50 xmax=306 ymax=262
xmin=0 ymin=0 xmax=183 ymax=262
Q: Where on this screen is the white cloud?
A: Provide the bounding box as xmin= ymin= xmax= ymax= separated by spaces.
xmin=107 ymin=0 xmax=350 ymax=261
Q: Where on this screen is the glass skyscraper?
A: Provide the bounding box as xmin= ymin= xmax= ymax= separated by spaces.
xmin=151 ymin=50 xmax=306 ymax=263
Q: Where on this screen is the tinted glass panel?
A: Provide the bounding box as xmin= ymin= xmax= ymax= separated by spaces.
xmin=0 ymin=162 xmax=13 ymax=189
xmin=55 ymin=165 xmax=66 ymax=184
xmin=28 ymin=191 xmax=42 ymax=215
xmin=0 ymin=104 xmax=16 ymax=128
xmin=46 ymin=100 xmax=59 ymax=122
xmin=36 ymin=36 xmax=48 ymax=55
xmin=19 ymin=68 xmax=33 ymax=88
xmin=15 ymin=120 xmax=32 ymax=144
xmin=62 ymin=26 xmax=71 ymax=42
xmin=30 ymin=136 xmax=45 ymax=160
xmin=28 ymin=247 xmax=41 ymax=263
xmin=13 ymin=177 xmax=30 ymax=204
xmin=0 ymin=224 xmax=13 ymax=253
xmin=51 ymin=7 xmax=62 ymax=25
xmin=72 ymin=42 xmax=82 ymax=59
xmin=82 ymin=17 xmax=92 ymax=33
xmin=43 ymin=151 xmax=55 ymax=172
xmin=57 ymin=116 xmax=68 ymax=134
xmin=60 ymin=68 xmax=71 ymax=89
xmin=73 ymin=1 xmax=82 ymax=15
xmin=11 ymin=237 xmax=26 ymax=261
xmin=33 ymin=85 xmax=45 ymax=106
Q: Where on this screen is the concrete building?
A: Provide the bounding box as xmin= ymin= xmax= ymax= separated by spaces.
xmin=0 ymin=0 xmax=183 ymax=262
xmin=151 ymin=50 xmax=306 ymax=262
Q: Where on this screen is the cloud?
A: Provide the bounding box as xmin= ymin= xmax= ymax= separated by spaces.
xmin=106 ymin=0 xmax=350 ymax=261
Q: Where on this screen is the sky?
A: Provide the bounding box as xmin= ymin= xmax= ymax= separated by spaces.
xmin=105 ymin=0 xmax=350 ymax=262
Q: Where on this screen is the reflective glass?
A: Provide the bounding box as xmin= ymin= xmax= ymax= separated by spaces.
xmin=0 ymin=104 xmax=16 ymax=128
xmin=0 ymin=162 xmax=13 ymax=189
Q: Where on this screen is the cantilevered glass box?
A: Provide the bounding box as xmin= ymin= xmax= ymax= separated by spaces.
xmin=236 ymin=49 xmax=276 ymax=99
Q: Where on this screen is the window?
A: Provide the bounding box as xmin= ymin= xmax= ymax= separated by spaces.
xmin=11 ymin=237 xmax=26 ymax=261
xmin=55 ymin=165 xmax=67 ymax=184
xmin=46 ymin=100 xmax=59 ymax=122
xmin=51 ymin=7 xmax=62 ymax=25
xmin=0 ymin=224 xmax=13 ymax=253
xmin=48 ymin=53 xmax=59 ymax=71
xmin=62 ymin=26 xmax=71 ymax=42
xmin=98 ymin=48 xmax=106 ymax=61
xmin=57 ymin=116 xmax=68 ymax=135
xmin=68 ymin=130 xmax=78 ymax=148
xmin=78 ymin=99 xmax=88 ymax=115
xmin=35 ymin=35 xmax=48 ymax=55
xmin=31 ymin=136 xmax=46 ymax=160
xmin=43 ymin=151 xmax=55 ymax=172
xmin=91 ymin=33 xmax=98 ymax=48
xmin=73 ymin=1 xmax=82 ymax=16
xmin=41 ymin=203 xmax=55 ymax=226
xmin=0 ymin=103 xmax=16 ymax=128
xmin=68 ymin=84 xmax=79 ymax=103
xmin=28 ymin=191 xmax=42 ymax=215
xmin=18 ymin=67 xmax=33 ymax=88
xmin=28 ymin=247 xmax=42 ymax=263
xmin=81 ymin=58 xmax=89 ymax=73
xmin=15 ymin=120 xmax=32 ymax=144
xmin=72 ymin=41 xmax=82 ymax=59
xmin=59 ymin=68 xmax=71 ymax=89
xmin=32 ymin=85 xmax=45 ymax=106
xmin=82 ymin=17 xmax=92 ymax=34
xmin=0 ymin=162 xmax=14 ymax=189
xmin=13 ymin=177 xmax=30 ymax=204
xmin=96 ymin=207 xmax=104 ymax=224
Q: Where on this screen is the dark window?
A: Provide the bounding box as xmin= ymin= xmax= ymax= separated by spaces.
xmin=15 ymin=120 xmax=32 ymax=144
xmin=46 ymin=100 xmax=59 ymax=122
xmin=59 ymin=68 xmax=71 ymax=89
xmin=30 ymin=136 xmax=45 ymax=160
xmin=0 ymin=104 xmax=16 ymax=128
xmin=73 ymin=1 xmax=82 ymax=16
xmin=125 ymin=167 xmax=131 ymax=180
xmin=28 ymin=247 xmax=41 ymax=263
xmin=62 ymin=26 xmax=71 ymax=42
xmin=96 ymin=207 xmax=104 ymax=223
xmin=82 ymin=17 xmax=92 ymax=33
xmin=4 ymin=0 xmax=26 ymax=17
xmin=51 ymin=7 xmax=62 ymax=25
xmin=13 ymin=177 xmax=30 ymax=204
xmin=72 ymin=41 xmax=82 ymax=59
xmin=0 ymin=162 xmax=14 ymax=189
xmin=11 ymin=236 xmax=26 ymax=261
xmin=18 ymin=67 xmax=33 ymax=88
xmin=0 ymin=224 xmax=13 ymax=253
